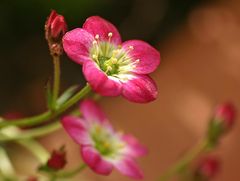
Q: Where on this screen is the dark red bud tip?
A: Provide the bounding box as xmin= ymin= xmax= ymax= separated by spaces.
xmin=45 ymin=10 xmax=67 ymax=40
xmin=197 ymin=157 xmax=220 ymax=179
xmin=50 ymin=15 xmax=67 ymax=39
xmin=47 ymin=147 xmax=67 ymax=171
xmin=46 ymin=10 xmax=57 ymax=29
xmin=215 ymin=103 xmax=236 ymax=129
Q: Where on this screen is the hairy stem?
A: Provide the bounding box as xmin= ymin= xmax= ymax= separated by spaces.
xmin=52 ymin=55 xmax=61 ymax=109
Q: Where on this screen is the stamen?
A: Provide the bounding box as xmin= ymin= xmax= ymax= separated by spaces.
xmin=106 ymin=66 xmax=113 ymax=73
xmin=105 ymin=32 xmax=113 ymax=55
xmin=111 ymin=58 xmax=118 ymax=64
xmin=108 ymin=32 xmax=113 ymax=37
xmin=95 ymin=34 xmax=100 ymax=39
xmin=135 ymin=59 xmax=140 ymax=63
xmin=128 ymin=45 xmax=134 ymax=50
xmin=92 ymin=54 xmax=98 ymax=60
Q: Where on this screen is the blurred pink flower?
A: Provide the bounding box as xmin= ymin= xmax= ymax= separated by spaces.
xmin=63 ymin=16 xmax=160 ymax=103
xmin=61 ymin=99 xmax=147 ymax=179
xmin=196 ymin=156 xmax=220 ymax=179
xmin=214 ymin=103 xmax=236 ymax=130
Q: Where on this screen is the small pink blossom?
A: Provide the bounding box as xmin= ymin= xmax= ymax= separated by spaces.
xmin=61 ymin=99 xmax=147 ymax=179
xmin=63 ymin=16 xmax=160 ymax=103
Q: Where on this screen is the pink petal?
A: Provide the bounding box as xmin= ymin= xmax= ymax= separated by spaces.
xmin=80 ymin=99 xmax=107 ymax=123
xmin=122 ymin=134 xmax=148 ymax=157
xmin=46 ymin=10 xmax=57 ymax=28
xmin=122 ymin=74 xmax=158 ymax=103
xmin=61 ymin=115 xmax=91 ymax=145
xmin=63 ymin=28 xmax=94 ymax=64
xmin=81 ymin=146 xmax=113 ymax=175
xmin=83 ymin=60 xmax=122 ymax=96
xmin=83 ymin=16 xmax=121 ymax=45
xmin=114 ymin=157 xmax=144 ymax=179
xmin=122 ymin=40 xmax=160 ymax=74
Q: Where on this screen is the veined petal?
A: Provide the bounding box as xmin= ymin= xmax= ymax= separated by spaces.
xmin=83 ymin=16 xmax=121 ymax=45
xmin=122 ymin=40 xmax=160 ymax=74
xmin=83 ymin=60 xmax=122 ymax=96
xmin=63 ymin=28 xmax=94 ymax=64
xmin=122 ymin=74 xmax=158 ymax=103
xmin=122 ymin=134 xmax=148 ymax=158
xmin=81 ymin=146 xmax=113 ymax=175
xmin=114 ymin=157 xmax=144 ymax=179
xmin=80 ymin=99 xmax=108 ymax=123
xmin=61 ymin=116 xmax=91 ymax=145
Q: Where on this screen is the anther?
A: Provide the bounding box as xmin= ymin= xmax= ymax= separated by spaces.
xmin=108 ymin=32 xmax=113 ymax=37
xmin=111 ymin=58 xmax=118 ymax=64
xmin=95 ymin=34 xmax=100 ymax=39
xmin=128 ymin=45 xmax=134 ymax=50
xmin=92 ymin=40 xmax=97 ymax=45
xmin=92 ymin=54 xmax=98 ymax=59
xmin=107 ymin=66 xmax=113 ymax=71
xmin=135 ymin=59 xmax=140 ymax=63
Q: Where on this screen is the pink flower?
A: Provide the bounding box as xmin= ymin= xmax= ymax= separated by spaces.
xmin=63 ymin=16 xmax=160 ymax=103
xmin=61 ymin=100 xmax=147 ymax=179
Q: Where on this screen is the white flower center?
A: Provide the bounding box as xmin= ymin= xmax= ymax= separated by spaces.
xmin=90 ymin=33 xmax=139 ymax=81
xmin=90 ymin=123 xmax=125 ymax=159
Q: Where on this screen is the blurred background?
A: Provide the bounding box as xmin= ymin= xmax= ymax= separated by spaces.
xmin=1 ymin=0 xmax=240 ymax=180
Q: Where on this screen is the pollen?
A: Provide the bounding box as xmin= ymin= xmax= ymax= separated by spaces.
xmin=95 ymin=34 xmax=100 ymax=39
xmin=108 ymin=32 xmax=113 ymax=37
xmin=92 ymin=54 xmax=98 ymax=59
xmin=128 ymin=45 xmax=134 ymax=50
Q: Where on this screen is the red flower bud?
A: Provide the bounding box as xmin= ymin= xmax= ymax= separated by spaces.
xmin=45 ymin=10 xmax=67 ymax=56
xmin=214 ymin=103 xmax=236 ymax=130
xmin=47 ymin=147 xmax=67 ymax=170
xmin=196 ymin=157 xmax=220 ymax=179
xmin=45 ymin=10 xmax=67 ymax=40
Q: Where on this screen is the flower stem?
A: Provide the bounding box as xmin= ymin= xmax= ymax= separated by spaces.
xmin=16 ymin=139 xmax=50 ymax=164
xmin=0 ymin=84 xmax=91 ymax=128
xmin=158 ymin=140 xmax=209 ymax=181
xmin=52 ymin=55 xmax=61 ymax=109
xmin=0 ymin=122 xmax=61 ymax=142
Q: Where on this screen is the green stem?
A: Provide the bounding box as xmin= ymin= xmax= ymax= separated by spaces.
xmin=0 ymin=146 xmax=15 ymax=178
xmin=158 ymin=140 xmax=209 ymax=181
xmin=16 ymin=139 xmax=50 ymax=164
xmin=0 ymin=93 xmax=100 ymax=142
xmin=55 ymin=164 xmax=87 ymax=178
xmin=0 ymin=84 xmax=91 ymax=128
xmin=52 ymin=55 xmax=61 ymax=109
xmin=0 ymin=122 xmax=61 ymax=142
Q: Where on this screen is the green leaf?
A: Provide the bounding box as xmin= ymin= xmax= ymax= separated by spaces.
xmin=56 ymin=85 xmax=79 ymax=108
